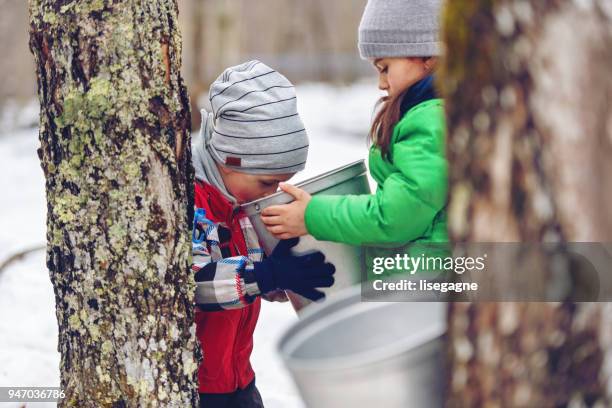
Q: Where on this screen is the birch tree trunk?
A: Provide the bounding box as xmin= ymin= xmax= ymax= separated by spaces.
xmin=28 ymin=1 xmax=197 ymax=406
xmin=441 ymin=0 xmax=612 ymax=406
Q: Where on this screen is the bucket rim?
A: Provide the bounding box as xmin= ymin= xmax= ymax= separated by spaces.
xmin=277 ymin=287 xmax=447 ymax=371
xmin=240 ymin=159 xmax=367 ymax=214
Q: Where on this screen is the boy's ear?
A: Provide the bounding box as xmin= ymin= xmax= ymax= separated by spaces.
xmin=215 ymin=162 xmax=233 ymax=176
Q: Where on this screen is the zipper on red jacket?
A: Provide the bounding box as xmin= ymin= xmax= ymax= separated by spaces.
xmin=231 ymin=209 xmax=246 ymax=391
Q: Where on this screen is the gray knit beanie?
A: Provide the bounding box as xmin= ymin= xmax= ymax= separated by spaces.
xmin=358 ymin=0 xmax=442 ymax=59
xmin=201 ymin=60 xmax=308 ymax=175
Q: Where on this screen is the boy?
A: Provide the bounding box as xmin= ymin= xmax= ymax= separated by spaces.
xmin=191 ymin=60 xmax=335 ymax=408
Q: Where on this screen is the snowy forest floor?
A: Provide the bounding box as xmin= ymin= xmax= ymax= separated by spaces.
xmin=0 ymin=80 xmax=380 ymax=407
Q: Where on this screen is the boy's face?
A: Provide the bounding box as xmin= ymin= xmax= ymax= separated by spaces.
xmin=218 ymin=165 xmax=296 ymax=204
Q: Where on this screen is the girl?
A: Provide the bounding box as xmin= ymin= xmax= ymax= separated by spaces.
xmin=261 ymin=0 xmax=448 ymax=278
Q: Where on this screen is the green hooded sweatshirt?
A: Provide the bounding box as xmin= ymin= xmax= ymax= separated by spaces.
xmin=304 ymin=92 xmax=448 ymax=280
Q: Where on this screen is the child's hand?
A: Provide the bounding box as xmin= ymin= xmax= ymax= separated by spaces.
xmin=261 ymin=183 xmax=311 ymax=239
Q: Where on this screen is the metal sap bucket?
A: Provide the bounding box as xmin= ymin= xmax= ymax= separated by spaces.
xmin=241 ymin=160 xmax=371 ymax=312
xmin=278 ymin=286 xmax=446 ymax=408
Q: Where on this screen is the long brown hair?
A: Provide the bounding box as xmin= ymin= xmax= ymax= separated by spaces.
xmin=369 ymin=87 xmax=409 ymax=160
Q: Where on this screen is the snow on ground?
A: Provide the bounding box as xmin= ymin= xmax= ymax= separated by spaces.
xmin=0 ymin=79 xmax=380 ymax=407
xmin=0 ymin=127 xmax=47 ymax=262
xmin=0 ymin=251 xmax=57 ymax=408
xmin=0 ymin=127 xmax=57 ymax=408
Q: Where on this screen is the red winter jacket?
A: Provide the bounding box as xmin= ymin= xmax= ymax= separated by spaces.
xmin=193 ymin=181 xmax=261 ymax=393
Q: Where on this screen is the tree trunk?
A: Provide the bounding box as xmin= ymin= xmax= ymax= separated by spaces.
xmin=28 ymin=1 xmax=197 ymax=406
xmin=441 ymin=1 xmax=612 ymax=406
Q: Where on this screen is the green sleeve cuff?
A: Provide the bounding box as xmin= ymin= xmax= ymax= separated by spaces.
xmin=305 ymin=195 xmax=333 ymax=240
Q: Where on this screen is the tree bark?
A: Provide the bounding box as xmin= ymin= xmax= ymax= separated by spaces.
xmin=441 ymin=0 xmax=612 ymax=406
xmin=28 ymin=1 xmax=197 ymax=406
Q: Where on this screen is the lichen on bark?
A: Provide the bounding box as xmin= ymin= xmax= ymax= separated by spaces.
xmin=29 ymin=0 xmax=196 ymax=406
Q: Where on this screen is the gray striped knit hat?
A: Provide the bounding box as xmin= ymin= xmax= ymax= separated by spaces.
xmin=202 ymin=60 xmax=308 ymax=175
xmin=358 ymin=0 xmax=442 ymax=59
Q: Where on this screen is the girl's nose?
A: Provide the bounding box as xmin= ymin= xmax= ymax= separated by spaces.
xmin=378 ymin=76 xmax=388 ymax=92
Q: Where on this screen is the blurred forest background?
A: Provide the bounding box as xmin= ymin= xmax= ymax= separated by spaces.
xmin=1 ymin=0 xmax=370 ymax=128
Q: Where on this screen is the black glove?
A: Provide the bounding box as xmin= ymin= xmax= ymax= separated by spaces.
xmin=254 ymin=238 xmax=335 ymax=301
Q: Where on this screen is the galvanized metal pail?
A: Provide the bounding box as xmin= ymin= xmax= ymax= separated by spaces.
xmin=240 ymin=160 xmax=371 ymax=312
xmin=278 ymin=286 xmax=446 ymax=408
